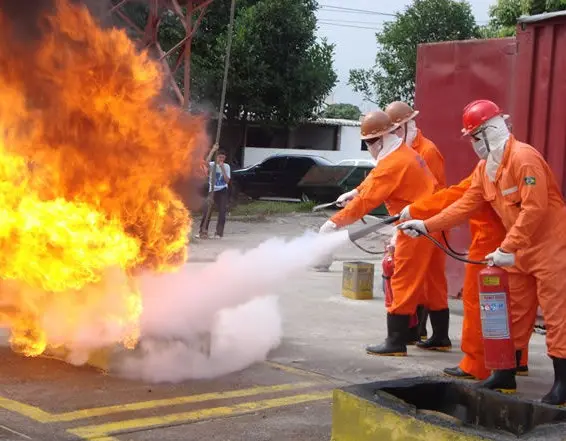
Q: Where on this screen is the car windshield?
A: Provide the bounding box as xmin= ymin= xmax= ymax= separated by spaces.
xmin=313 ymin=156 xmax=333 ymax=166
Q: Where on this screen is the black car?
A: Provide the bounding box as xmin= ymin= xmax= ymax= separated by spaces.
xmin=231 ymin=154 xmax=334 ymax=200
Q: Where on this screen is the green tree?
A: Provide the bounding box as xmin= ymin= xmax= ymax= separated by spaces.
xmin=115 ymin=0 xmax=337 ymax=125
xmin=320 ymin=103 xmax=362 ymax=120
xmin=220 ymin=0 xmax=336 ymax=123
xmin=348 ymin=0 xmax=479 ymax=108
xmin=481 ymin=0 xmax=566 ymax=37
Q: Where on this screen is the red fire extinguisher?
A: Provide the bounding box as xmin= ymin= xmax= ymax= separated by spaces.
xmin=478 ymin=265 xmax=516 ymax=370
xmin=382 ymin=244 xmax=418 ymax=328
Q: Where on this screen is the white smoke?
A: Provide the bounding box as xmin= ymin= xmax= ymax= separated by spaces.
xmin=114 ymin=229 xmax=349 ymax=383
xmin=116 ymin=295 xmax=282 ymax=382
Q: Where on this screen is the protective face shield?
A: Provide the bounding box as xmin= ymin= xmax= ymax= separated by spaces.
xmin=366 ymin=133 xmax=403 ymax=163
xmin=405 ymin=119 xmax=418 ymax=147
xmin=469 ymin=115 xmax=510 ymax=159
xmin=469 ymin=115 xmax=511 ymax=181
xmin=365 ymin=137 xmax=383 ymax=160
xmin=471 ymin=135 xmax=489 ymax=160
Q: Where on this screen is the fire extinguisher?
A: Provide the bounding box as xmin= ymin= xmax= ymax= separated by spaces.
xmin=478 ymin=264 xmax=516 ymax=370
xmin=382 ymin=244 xmax=418 ymax=328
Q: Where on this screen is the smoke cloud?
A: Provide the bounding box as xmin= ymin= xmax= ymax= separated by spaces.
xmin=113 ymin=230 xmax=349 ymax=383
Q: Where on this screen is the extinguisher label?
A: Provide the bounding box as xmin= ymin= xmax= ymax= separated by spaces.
xmin=479 ymin=292 xmax=510 ymax=339
xmin=482 ymin=276 xmax=500 ymax=286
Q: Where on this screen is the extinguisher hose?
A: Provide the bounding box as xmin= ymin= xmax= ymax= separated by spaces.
xmin=349 ymin=227 xmax=488 ymax=265
xmin=418 ymin=231 xmax=488 ymax=265
xmin=441 ymin=231 xmax=467 ymax=257
xmin=314 ymin=205 xmax=486 ymax=263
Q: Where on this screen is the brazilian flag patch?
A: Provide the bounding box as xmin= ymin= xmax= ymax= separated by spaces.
xmin=524 ymin=176 xmax=536 ymax=185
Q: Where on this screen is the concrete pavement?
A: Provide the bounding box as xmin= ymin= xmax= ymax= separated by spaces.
xmin=0 ymin=213 xmax=553 ymax=440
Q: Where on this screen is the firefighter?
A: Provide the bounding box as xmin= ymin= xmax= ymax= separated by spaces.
xmin=385 ymin=101 xmax=448 ymax=349
xmin=401 ymin=172 xmax=530 ymax=380
xmin=399 ymin=99 xmax=566 ymax=405
xmin=320 ymin=110 xmax=452 ymax=356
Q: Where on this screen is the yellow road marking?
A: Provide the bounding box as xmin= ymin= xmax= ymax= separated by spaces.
xmin=51 ymin=382 xmax=317 ymax=422
xmin=0 ymin=397 xmax=53 ymax=423
xmin=0 ymin=382 xmax=317 ymax=423
xmin=68 ymin=391 xmax=332 ymax=440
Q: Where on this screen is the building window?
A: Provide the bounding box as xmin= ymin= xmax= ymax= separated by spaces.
xmin=247 ymin=126 xmax=287 ymax=149
xmin=290 ymin=125 xmax=338 ymax=151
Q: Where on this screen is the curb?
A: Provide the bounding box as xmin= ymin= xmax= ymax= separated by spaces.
xmin=330 ymin=377 xmax=566 ymax=441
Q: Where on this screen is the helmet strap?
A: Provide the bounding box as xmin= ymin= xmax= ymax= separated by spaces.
xmin=481 ymin=130 xmax=491 ymax=154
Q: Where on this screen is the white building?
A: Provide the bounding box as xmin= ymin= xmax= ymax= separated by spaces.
xmin=241 ymin=118 xmax=374 ymax=168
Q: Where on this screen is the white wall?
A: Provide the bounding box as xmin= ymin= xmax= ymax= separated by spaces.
xmin=242 ymin=125 xmax=373 ymax=167
xmin=339 ymin=126 xmax=367 ymax=157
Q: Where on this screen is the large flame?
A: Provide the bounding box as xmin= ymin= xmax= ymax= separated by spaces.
xmin=0 ymin=0 xmax=207 ymax=358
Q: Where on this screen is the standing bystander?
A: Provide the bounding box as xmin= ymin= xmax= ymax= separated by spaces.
xmin=198 ymin=148 xmax=231 ymax=239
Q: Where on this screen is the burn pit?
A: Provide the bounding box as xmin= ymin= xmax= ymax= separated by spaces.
xmin=371 ymin=377 xmax=566 ymax=438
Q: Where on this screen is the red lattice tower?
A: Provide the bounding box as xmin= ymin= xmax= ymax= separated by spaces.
xmin=110 ymin=0 xmax=214 ymax=109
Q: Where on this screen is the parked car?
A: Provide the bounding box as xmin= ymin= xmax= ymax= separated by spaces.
xmin=297 ymin=161 xmax=388 ymax=215
xmin=336 ymin=159 xmax=376 ymax=167
xmin=231 ymin=154 xmax=334 ymax=200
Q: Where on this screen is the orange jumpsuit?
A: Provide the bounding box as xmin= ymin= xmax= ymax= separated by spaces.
xmin=425 ymin=136 xmax=566 ymax=359
xmin=412 ymin=130 xmax=446 ymax=189
xmin=412 ymin=130 xmax=448 ymax=309
xmin=410 ymin=170 xmax=526 ymax=379
xmin=331 ymin=144 xmax=446 ymax=315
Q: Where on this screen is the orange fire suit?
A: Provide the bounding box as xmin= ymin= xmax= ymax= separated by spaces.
xmin=411 ymin=130 xmax=448 ymax=309
xmin=331 ymin=144 xmax=446 ymax=315
xmin=412 ymin=129 xmax=446 ymax=189
xmin=410 ymin=170 xmax=528 ymax=379
xmin=425 ymin=136 xmax=566 ymax=359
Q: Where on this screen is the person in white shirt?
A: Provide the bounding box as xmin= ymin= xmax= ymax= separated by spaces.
xmin=198 ymin=149 xmax=231 ymax=238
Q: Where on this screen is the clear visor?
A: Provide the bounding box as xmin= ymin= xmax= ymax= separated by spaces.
xmin=469 ymin=124 xmax=496 ymax=142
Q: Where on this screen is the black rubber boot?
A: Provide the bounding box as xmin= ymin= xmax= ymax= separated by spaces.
xmin=416 ymin=309 xmax=452 ymax=352
xmin=541 ymin=357 xmax=566 ymax=406
xmin=517 ymin=365 xmax=529 ymax=376
xmin=407 ymin=326 xmax=420 ymax=345
xmin=417 ymin=305 xmax=428 ymax=341
xmin=474 ymin=350 xmax=520 ymax=394
xmin=366 ymin=314 xmax=410 ymax=357
xmin=443 ymin=366 xmax=475 ymax=380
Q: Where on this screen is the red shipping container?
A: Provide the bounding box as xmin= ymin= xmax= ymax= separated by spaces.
xmin=513 ymin=12 xmax=566 ymax=195
xmin=414 ymin=38 xmax=517 ymax=297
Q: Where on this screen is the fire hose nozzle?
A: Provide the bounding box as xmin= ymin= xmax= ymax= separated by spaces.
xmin=347 ymin=214 xmax=401 ymax=242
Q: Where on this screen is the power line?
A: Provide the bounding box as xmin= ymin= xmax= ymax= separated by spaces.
xmin=318 ymin=21 xmax=382 ymax=31
xmin=319 ymin=4 xmax=488 ymax=25
xmin=318 ymin=18 xmax=387 ymax=26
xmin=319 ymin=5 xmax=397 ymax=17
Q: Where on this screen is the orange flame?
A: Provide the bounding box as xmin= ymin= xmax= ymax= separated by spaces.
xmin=0 ymin=0 xmax=207 ymax=357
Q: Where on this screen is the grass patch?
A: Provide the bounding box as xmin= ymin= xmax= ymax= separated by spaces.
xmin=230 ymin=200 xmax=317 ymax=217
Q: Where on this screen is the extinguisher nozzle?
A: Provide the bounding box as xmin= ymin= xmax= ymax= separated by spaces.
xmin=347 ymin=215 xmax=400 ymax=242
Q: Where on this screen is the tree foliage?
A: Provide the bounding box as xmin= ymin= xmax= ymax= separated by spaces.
xmin=116 ymin=0 xmax=337 ymax=125
xmin=481 ymin=0 xmax=566 ymax=37
xmin=348 ymin=0 xmax=479 ymax=108
xmin=320 ymin=103 xmax=362 ymax=120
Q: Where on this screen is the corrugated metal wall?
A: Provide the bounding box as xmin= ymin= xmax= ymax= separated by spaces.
xmin=513 ymin=13 xmax=566 ymax=195
xmin=415 ymin=38 xmax=517 ymax=186
xmin=413 ymin=12 xmax=566 ymax=301
xmin=414 ymin=38 xmax=517 ymax=297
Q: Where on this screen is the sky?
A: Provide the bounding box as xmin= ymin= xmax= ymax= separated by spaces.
xmin=315 ymin=0 xmax=495 ymax=112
